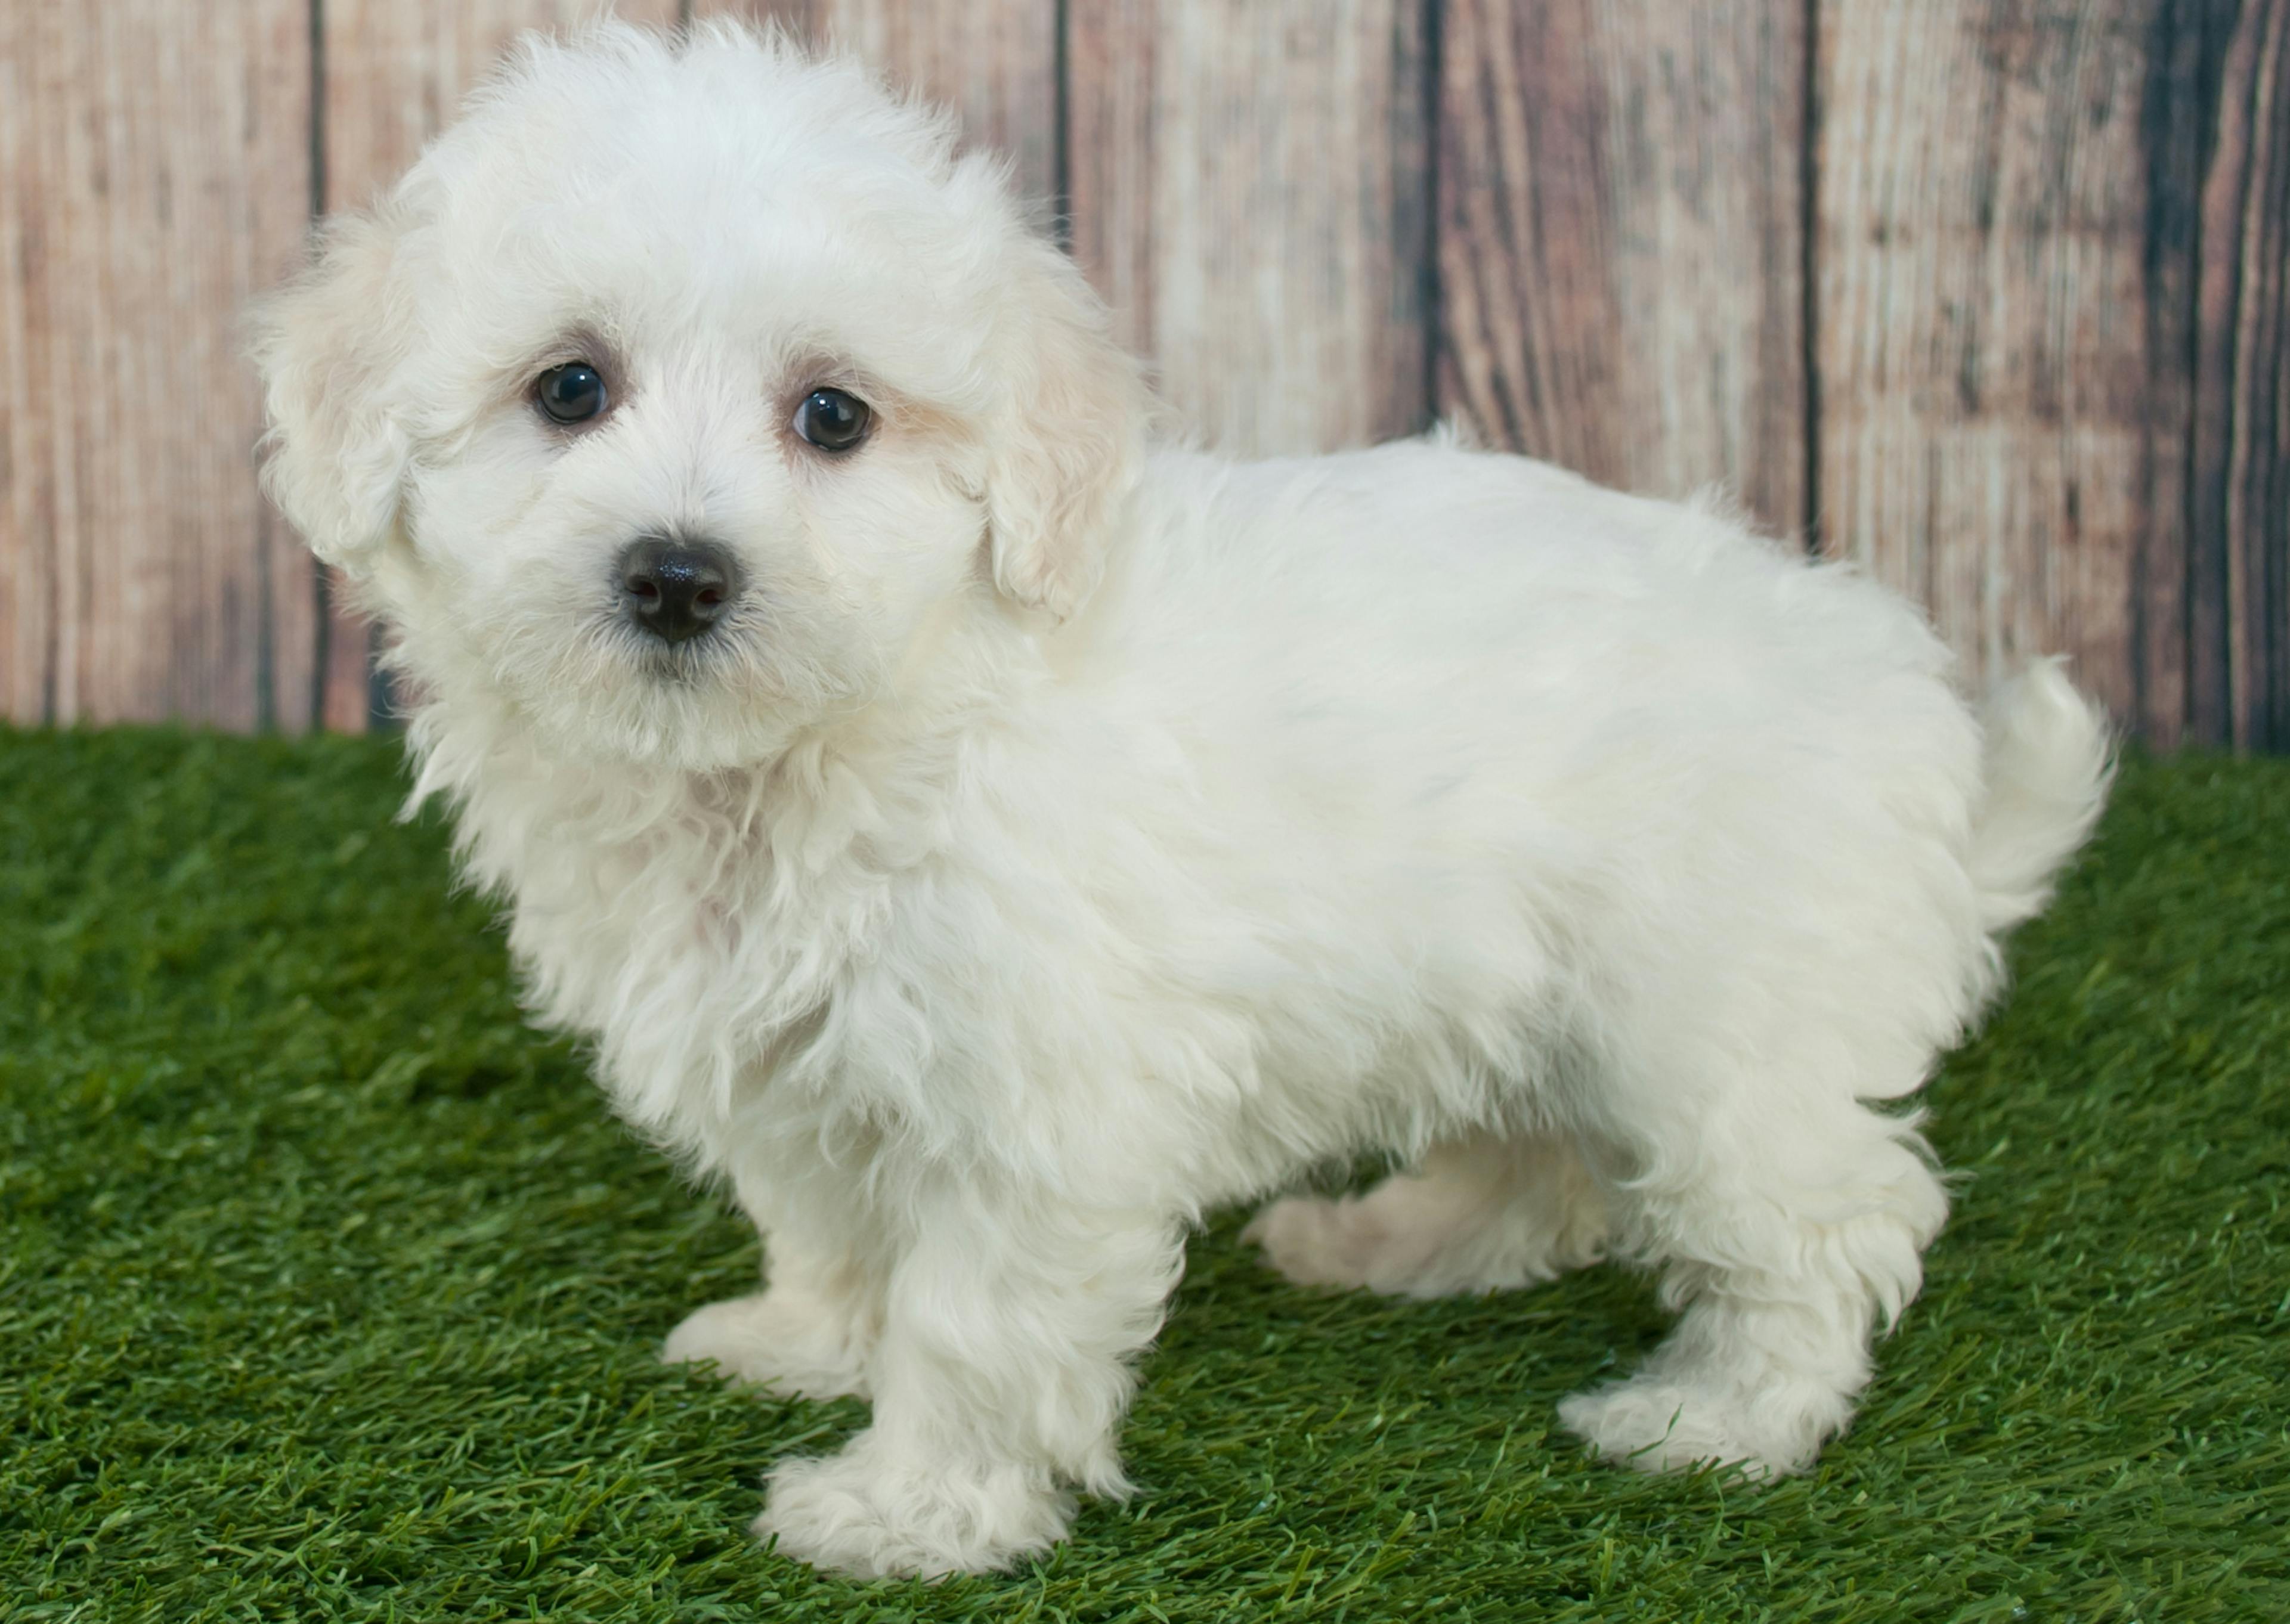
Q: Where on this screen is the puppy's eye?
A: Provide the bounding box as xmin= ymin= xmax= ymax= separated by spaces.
xmin=536 ymin=362 xmax=608 ymax=425
xmin=793 ymin=387 xmax=872 ymax=453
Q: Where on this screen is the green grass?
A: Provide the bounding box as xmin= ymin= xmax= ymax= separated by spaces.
xmin=2 ymin=727 xmax=2285 ymax=1623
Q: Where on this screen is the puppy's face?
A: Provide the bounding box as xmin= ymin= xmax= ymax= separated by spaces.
xmin=256 ymin=27 xmax=1144 ymax=768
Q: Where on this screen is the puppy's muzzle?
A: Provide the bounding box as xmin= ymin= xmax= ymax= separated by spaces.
xmin=618 ymin=535 xmax=741 ymax=645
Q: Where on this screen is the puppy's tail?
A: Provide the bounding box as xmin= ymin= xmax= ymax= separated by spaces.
xmin=1967 ymin=656 xmax=2113 ymax=937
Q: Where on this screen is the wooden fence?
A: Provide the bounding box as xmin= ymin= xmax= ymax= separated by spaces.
xmin=4 ymin=2 xmax=2285 ymax=748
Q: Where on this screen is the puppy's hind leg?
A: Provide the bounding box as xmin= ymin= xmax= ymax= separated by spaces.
xmin=1245 ymin=1130 xmax=1609 ymax=1298
xmin=1556 ymin=1034 xmax=1948 ymax=1480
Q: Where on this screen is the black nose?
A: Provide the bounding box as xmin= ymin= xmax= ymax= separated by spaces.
xmin=618 ymin=536 xmax=739 ymax=644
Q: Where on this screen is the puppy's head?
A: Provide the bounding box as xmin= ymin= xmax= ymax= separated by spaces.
xmin=254 ymin=23 xmax=1146 ymax=767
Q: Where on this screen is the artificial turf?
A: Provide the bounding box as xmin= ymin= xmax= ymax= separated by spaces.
xmin=0 ymin=725 xmax=2283 ymax=1623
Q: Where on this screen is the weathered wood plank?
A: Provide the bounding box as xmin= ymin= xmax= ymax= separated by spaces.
xmin=1816 ymin=0 xmax=2177 ymax=723
xmin=699 ymin=1 xmax=1060 ymax=207
xmin=2184 ymin=0 xmax=2290 ymax=750
xmin=2136 ymin=1 xmax=2209 ymax=748
xmin=315 ymin=0 xmax=679 ymax=730
xmin=1437 ymin=0 xmax=1806 ymax=536
xmin=1067 ymin=0 xmax=1437 ymax=457
xmin=0 ymin=8 xmax=58 ymax=725
xmin=1 ymin=1 xmax=312 ymax=728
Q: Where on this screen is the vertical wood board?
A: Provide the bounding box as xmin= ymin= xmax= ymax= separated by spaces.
xmin=2184 ymin=0 xmax=2290 ymax=748
xmin=1816 ymin=0 xmax=2170 ymax=719
xmin=2 ymin=1 xmax=312 ymax=728
xmin=1437 ymin=0 xmax=1807 ymax=535
xmin=1068 ymin=0 xmax=1437 ymax=457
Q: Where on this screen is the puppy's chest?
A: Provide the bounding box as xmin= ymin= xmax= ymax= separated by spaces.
xmin=496 ymin=812 xmax=884 ymax=1120
xmin=515 ymin=827 xmax=846 ymax=1014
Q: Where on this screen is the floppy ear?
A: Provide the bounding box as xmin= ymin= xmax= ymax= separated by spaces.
xmin=249 ymin=210 xmax=414 ymax=575
xmin=980 ymin=234 xmax=1151 ymax=622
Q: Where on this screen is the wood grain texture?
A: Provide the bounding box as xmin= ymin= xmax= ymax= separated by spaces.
xmin=1 ymin=0 xmax=2279 ymax=748
xmin=2183 ymin=0 xmax=2290 ymax=749
xmin=2135 ymin=0 xmax=2210 ymax=748
xmin=697 ymin=1 xmax=1060 ymax=206
xmin=1437 ymin=0 xmax=1806 ymax=535
xmin=1817 ymin=0 xmax=2177 ymax=721
xmin=1 ymin=1 xmax=312 ymax=728
xmin=1067 ymin=0 xmax=1437 ymax=457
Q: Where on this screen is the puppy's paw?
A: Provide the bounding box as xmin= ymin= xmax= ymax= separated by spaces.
xmin=1558 ymin=1377 xmax=1827 ymax=1480
xmin=1243 ymin=1195 xmax=1395 ymax=1292
xmin=661 ymin=1290 xmax=870 ymax=1401
xmin=1245 ymin=1153 xmax=1605 ymax=1300
xmin=754 ymin=1431 xmax=1072 ymax=1579
xmin=1245 ymin=1190 xmax=1591 ymax=1299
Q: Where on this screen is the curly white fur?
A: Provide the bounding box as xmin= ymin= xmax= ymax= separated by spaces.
xmin=251 ymin=22 xmax=2113 ymax=1580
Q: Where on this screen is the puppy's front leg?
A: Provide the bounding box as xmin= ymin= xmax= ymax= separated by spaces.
xmin=663 ymin=1227 xmax=880 ymax=1401
xmin=754 ymin=1182 xmax=1183 ymax=1579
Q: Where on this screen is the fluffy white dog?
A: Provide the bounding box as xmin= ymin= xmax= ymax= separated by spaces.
xmin=253 ymin=23 xmax=2112 ymax=1580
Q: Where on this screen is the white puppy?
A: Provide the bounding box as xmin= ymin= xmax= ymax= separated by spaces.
xmin=253 ymin=23 xmax=2111 ymax=1580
